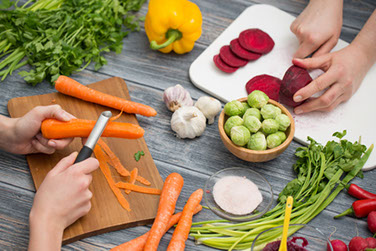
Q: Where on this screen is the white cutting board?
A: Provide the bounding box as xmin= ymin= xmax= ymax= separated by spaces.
xmin=190 ymin=4 xmax=376 ymax=170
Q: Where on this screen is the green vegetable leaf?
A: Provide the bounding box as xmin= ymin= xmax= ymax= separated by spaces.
xmin=0 ymin=0 xmax=13 ymax=9
xmin=134 ymin=150 xmax=144 ymax=161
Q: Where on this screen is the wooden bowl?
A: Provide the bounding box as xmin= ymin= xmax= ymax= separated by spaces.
xmin=218 ymin=98 xmax=295 ymax=162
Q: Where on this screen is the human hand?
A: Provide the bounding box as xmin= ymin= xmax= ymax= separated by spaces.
xmin=28 ymin=152 xmax=99 ymax=251
xmin=291 ymin=43 xmax=371 ymax=114
xmin=290 ymin=0 xmax=343 ymax=58
xmin=6 ymin=105 xmax=75 ymax=155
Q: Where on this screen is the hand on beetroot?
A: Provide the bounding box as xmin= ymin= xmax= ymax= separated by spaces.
xmin=290 ymin=0 xmax=343 ymax=58
xmin=291 ymin=44 xmax=371 ymax=114
xmin=1 ymin=105 xmax=75 ymax=155
xmin=28 ymin=152 xmax=99 ymax=251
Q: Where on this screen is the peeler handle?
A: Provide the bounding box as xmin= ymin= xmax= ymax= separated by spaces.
xmin=74 ymin=146 xmax=93 ymax=164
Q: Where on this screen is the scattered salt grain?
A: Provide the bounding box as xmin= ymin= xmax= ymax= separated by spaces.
xmin=213 ymin=175 xmax=263 ymax=215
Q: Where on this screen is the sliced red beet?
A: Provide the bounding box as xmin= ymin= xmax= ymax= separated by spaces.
xmin=213 ymin=54 xmax=238 ymax=73
xmin=279 ymin=65 xmax=312 ymax=107
xmin=238 ymin=28 xmax=275 ymax=54
xmin=245 ymin=74 xmax=281 ymax=101
xmin=230 ymin=39 xmax=262 ymax=61
xmin=219 ymin=45 xmax=248 ymax=67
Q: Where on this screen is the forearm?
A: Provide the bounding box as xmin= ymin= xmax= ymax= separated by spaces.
xmin=0 ymin=115 xmax=17 ymax=152
xmin=28 ymin=209 xmax=64 ymax=251
xmin=351 ymin=9 xmax=376 ymax=66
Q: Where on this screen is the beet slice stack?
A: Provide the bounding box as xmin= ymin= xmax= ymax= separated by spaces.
xmin=213 ymin=54 xmax=238 ymax=73
xmin=238 ymin=28 xmax=275 ymax=54
xmin=219 ymin=45 xmax=248 ymax=67
xmin=230 ymin=39 xmax=262 ymax=61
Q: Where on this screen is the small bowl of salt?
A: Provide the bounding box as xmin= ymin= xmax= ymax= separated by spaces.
xmin=204 ymin=167 xmax=273 ymax=222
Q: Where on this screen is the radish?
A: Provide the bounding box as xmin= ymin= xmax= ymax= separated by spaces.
xmin=366 ymin=237 xmax=376 ymax=248
xmin=219 ymin=45 xmax=248 ymax=67
xmin=213 ymin=54 xmax=238 ymax=73
xmin=328 ymin=239 xmax=348 ymax=251
xmin=368 ymin=211 xmax=376 ymax=234
xmin=238 ymin=28 xmax=275 ymax=54
xmin=348 ymin=236 xmax=368 ymax=251
xmin=230 ymin=38 xmax=262 ymax=61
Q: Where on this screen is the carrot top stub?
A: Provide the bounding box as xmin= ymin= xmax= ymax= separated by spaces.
xmin=55 ymin=76 xmax=157 ymax=117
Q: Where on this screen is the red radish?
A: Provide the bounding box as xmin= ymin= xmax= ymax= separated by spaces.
xmin=219 ymin=45 xmax=248 ymax=67
xmin=348 ymin=236 xmax=368 ymax=251
xmin=366 ymin=237 xmax=376 ymax=248
xmin=368 ymin=211 xmax=376 ymax=233
xmin=229 ymin=39 xmax=262 ymax=61
xmin=245 ymin=74 xmax=282 ymax=101
xmin=213 ymin=54 xmax=238 ymax=73
xmin=238 ymin=28 xmax=275 ymax=54
xmin=327 ymin=239 xmax=347 ymax=251
xmin=279 ymin=65 xmax=312 ymax=107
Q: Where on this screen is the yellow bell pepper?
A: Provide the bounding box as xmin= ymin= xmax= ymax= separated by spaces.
xmin=144 ymin=0 xmax=202 ymax=54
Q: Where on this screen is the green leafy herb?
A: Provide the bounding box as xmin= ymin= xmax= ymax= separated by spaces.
xmin=0 ymin=0 xmax=146 ymax=85
xmin=134 ymin=150 xmax=144 ymax=161
xmin=189 ymin=131 xmax=373 ymax=250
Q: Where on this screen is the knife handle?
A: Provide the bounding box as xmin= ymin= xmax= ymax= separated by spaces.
xmin=74 ymin=146 xmax=93 ymax=164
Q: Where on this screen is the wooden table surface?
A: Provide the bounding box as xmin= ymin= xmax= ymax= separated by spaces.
xmin=1 ymin=0 xmax=375 ymax=250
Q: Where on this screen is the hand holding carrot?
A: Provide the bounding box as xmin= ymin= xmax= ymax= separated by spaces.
xmin=28 ymin=152 xmax=99 ymax=251
xmin=0 ymin=105 xmax=75 ymax=154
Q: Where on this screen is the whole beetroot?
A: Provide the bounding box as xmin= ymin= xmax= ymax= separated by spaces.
xmin=368 ymin=211 xmax=376 ymax=234
xmin=348 ymin=236 xmax=368 ymax=251
xmin=366 ymin=237 xmax=376 ymax=248
xmin=280 ymin=65 xmax=312 ymax=107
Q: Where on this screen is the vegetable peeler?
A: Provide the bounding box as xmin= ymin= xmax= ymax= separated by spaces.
xmin=74 ymin=111 xmax=112 ymax=163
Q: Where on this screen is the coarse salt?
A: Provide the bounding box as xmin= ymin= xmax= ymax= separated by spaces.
xmin=213 ymin=175 xmax=263 ymax=215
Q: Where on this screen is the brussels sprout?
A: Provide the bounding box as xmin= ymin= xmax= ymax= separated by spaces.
xmin=224 ymin=116 xmax=243 ymax=136
xmin=240 ymin=102 xmax=250 ymax=116
xmin=261 ymin=104 xmax=281 ymax=120
xmin=247 ymin=90 xmax=269 ymax=109
xmin=224 ymin=100 xmax=245 ymax=116
xmin=267 ymin=133 xmax=282 ymax=149
xmin=247 ymin=132 xmax=267 ymax=150
xmin=261 ymin=119 xmax=279 ymax=135
xmin=244 ymin=115 xmax=261 ymax=133
xmin=275 ymin=114 xmax=291 ymax=131
xmin=243 ymin=107 xmax=262 ymax=121
xmin=275 ymin=131 xmax=287 ymax=142
xmin=230 ymin=126 xmax=251 ymax=146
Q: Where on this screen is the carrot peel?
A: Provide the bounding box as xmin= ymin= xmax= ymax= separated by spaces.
xmin=115 ymin=182 xmax=161 ymax=195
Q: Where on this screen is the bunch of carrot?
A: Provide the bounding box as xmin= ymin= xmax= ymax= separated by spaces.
xmin=94 ymin=139 xmax=161 ymax=211
xmin=111 ymin=173 xmax=203 ymax=251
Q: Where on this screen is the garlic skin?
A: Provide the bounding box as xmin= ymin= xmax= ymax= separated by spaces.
xmin=171 ymin=106 xmax=206 ymax=139
xmin=194 ymin=96 xmax=222 ymax=124
xmin=163 ymin=84 xmax=193 ymax=112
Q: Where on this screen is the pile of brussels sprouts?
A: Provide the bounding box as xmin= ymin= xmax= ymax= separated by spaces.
xmin=223 ymin=90 xmax=291 ymax=150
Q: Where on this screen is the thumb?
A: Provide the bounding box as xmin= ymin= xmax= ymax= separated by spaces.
xmin=31 ymin=105 xmax=75 ymax=122
xmin=292 ymin=54 xmax=331 ymax=71
xmin=51 ymin=151 xmax=78 ymax=174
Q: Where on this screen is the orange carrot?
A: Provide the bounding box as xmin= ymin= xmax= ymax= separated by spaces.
xmin=55 ymin=76 xmax=157 ymax=117
xmin=167 ymin=189 xmax=203 ymax=251
xmin=115 ymin=182 xmax=161 ymax=195
xmin=144 ymin=173 xmax=184 ymax=251
xmin=125 ymin=168 xmax=138 ymax=194
xmin=94 ymin=145 xmax=131 ymax=211
xmin=97 ymin=139 xmax=151 ymax=186
xmin=41 ymin=118 xmax=144 ymax=139
xmin=110 ymin=205 xmax=202 ymax=251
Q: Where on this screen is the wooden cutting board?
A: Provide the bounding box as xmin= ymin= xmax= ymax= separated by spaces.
xmin=7 ymin=77 xmax=163 ymax=244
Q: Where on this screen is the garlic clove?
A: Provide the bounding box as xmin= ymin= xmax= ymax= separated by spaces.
xmin=163 ymin=84 xmax=194 ymax=112
xmin=194 ymin=96 xmax=222 ymax=125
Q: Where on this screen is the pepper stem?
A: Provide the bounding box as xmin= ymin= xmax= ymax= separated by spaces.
xmin=150 ymin=29 xmax=182 ymax=50
xmin=334 ymin=207 xmax=354 ymax=219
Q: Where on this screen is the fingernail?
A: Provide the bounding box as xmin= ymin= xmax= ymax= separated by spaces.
xmin=294 ymin=95 xmax=302 ymax=102
xmin=295 ymin=108 xmax=303 ymax=115
xmin=48 ymin=140 xmax=57 ymax=147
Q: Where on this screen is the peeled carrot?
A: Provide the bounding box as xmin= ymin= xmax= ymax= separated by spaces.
xmin=125 ymin=168 xmax=138 ymax=194
xmin=97 ymin=139 xmax=151 ymax=186
xmin=55 ymin=76 xmax=157 ymax=117
xmin=94 ymin=145 xmax=131 ymax=211
xmin=41 ymin=118 xmax=144 ymax=139
xmin=167 ymin=189 xmax=203 ymax=251
xmin=110 ymin=205 xmax=202 ymax=251
xmin=144 ymin=173 xmax=184 ymax=251
xmin=115 ymin=182 xmax=161 ymax=195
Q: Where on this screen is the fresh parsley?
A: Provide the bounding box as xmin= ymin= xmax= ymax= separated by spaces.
xmin=134 ymin=150 xmax=144 ymax=161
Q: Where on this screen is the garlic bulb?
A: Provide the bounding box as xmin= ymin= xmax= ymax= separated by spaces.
xmin=163 ymin=84 xmax=193 ymax=112
xmin=171 ymin=106 xmax=206 ymax=139
xmin=194 ymin=96 xmax=222 ymax=124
